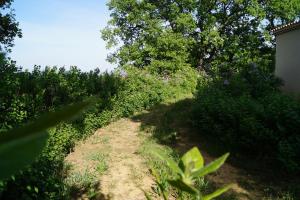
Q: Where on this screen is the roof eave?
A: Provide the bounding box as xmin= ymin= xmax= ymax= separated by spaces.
xmin=271 ymin=21 xmax=300 ymax=36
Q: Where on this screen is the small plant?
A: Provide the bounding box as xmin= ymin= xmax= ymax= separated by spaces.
xmin=263 ymin=192 xmax=295 ymax=200
xmin=144 ymin=147 xmax=233 ymax=200
xmin=96 ymin=160 xmax=108 ymax=175
xmin=87 ymin=152 xmax=107 ymax=162
xmin=100 ymin=135 xmax=110 ymax=144
xmin=65 ymin=170 xmax=96 ymax=189
xmin=86 ymin=152 xmax=109 ymax=175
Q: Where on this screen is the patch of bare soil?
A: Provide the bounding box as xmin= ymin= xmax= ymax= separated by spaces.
xmin=65 ymin=118 xmax=154 ymax=200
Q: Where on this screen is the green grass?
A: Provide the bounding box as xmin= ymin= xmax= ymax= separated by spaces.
xmin=85 ymin=152 xmax=109 ymax=175
xmin=64 ymin=169 xmax=97 ymax=190
xmin=90 ymin=135 xmax=110 ymax=145
xmin=86 ymin=152 xmax=107 ymax=162
xmin=138 ymin=138 xmax=176 ymax=197
xmin=138 ymin=137 xmax=210 ymax=199
xmin=262 ymin=192 xmax=295 ymax=200
xmin=63 ymin=168 xmax=101 ymax=199
xmin=96 ymin=160 xmax=108 ymax=175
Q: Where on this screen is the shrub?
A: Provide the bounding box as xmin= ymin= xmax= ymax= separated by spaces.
xmin=192 ymin=64 xmax=300 ymax=172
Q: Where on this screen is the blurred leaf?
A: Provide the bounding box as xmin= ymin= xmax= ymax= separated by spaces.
xmin=0 ymin=99 xmax=95 ymax=179
xmin=150 ymin=149 xmax=183 ymax=176
xmin=192 ymin=153 xmax=229 ymax=178
xmin=203 ymin=184 xmax=233 ymax=200
xmin=0 ymin=132 xmax=48 ymax=180
xmin=0 ymin=99 xmax=95 ymax=145
xmin=179 ymin=147 xmax=204 ymax=174
xmin=168 ymin=179 xmax=198 ymax=195
xmin=150 ymin=167 xmax=161 ymax=183
xmin=149 ymin=168 xmax=169 ymax=200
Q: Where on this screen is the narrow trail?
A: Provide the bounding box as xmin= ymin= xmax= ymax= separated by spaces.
xmin=65 ymin=118 xmax=154 ymax=200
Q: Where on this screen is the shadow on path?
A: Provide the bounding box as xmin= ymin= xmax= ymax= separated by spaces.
xmin=131 ymin=98 xmax=299 ymax=200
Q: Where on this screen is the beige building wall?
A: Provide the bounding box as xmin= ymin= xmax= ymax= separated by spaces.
xmin=275 ymin=29 xmax=300 ymax=93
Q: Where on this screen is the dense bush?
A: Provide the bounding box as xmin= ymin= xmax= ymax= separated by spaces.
xmin=0 ymin=64 xmax=198 ymax=199
xmin=192 ymin=64 xmax=300 ymax=172
xmin=0 ymin=61 xmax=121 ymax=132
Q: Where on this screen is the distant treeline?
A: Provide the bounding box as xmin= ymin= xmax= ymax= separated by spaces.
xmin=0 ymin=61 xmax=121 ymax=132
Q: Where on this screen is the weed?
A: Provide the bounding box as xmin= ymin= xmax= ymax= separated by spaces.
xmin=90 ymin=135 xmax=110 ymax=144
xmin=84 ymin=152 xmax=109 ymax=175
xmin=263 ymin=193 xmax=294 ymax=200
xmin=96 ymin=161 xmax=108 ymax=175
xmin=65 ymin=170 xmax=96 ymax=189
xmin=100 ymin=135 xmax=110 ymax=144
xmin=86 ymin=152 xmax=108 ymax=162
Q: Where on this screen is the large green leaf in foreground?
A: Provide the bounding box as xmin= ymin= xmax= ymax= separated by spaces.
xmin=0 ymin=99 xmax=95 ymax=179
xmin=203 ymin=184 xmax=234 ymax=200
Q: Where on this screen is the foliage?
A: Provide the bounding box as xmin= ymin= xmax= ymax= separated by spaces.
xmin=139 ymin=138 xmax=208 ymax=200
xmin=64 ymin=169 xmax=99 ymax=198
xmin=214 ymin=63 xmax=282 ymax=98
xmin=102 ymin=0 xmax=300 ymax=73
xmin=192 ymin=64 xmax=300 ymax=172
xmin=0 ymin=0 xmax=22 ymax=52
xmin=92 ymin=66 xmax=198 ymax=126
xmin=0 ymin=99 xmax=94 ymax=179
xmin=0 ymin=64 xmax=121 ymax=132
xmin=0 ymin=64 xmax=198 ymax=199
xmin=145 ymin=147 xmax=232 ymax=200
xmin=0 ymin=64 xmax=121 ymax=199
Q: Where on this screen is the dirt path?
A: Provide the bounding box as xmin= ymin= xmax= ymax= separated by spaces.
xmin=65 ymin=118 xmax=154 ymax=200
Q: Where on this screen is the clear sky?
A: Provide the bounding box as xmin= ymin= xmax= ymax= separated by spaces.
xmin=9 ymin=0 xmax=115 ymax=72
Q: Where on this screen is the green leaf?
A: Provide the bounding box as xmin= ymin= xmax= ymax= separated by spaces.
xmin=179 ymin=147 xmax=204 ymax=174
xmin=0 ymin=132 xmax=48 ymax=180
xmin=150 ymin=149 xmax=183 ymax=176
xmin=168 ymin=179 xmax=198 ymax=195
xmin=150 ymin=168 xmax=169 ymax=200
xmin=203 ymin=184 xmax=233 ymax=200
xmin=0 ymin=99 xmax=95 ymax=145
xmin=0 ymin=99 xmax=95 ymax=179
xmin=34 ymin=186 xmax=39 ymax=193
xmin=192 ymin=153 xmax=229 ymax=178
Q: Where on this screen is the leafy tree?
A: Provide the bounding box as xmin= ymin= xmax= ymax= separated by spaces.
xmin=102 ymin=0 xmax=300 ymax=74
xmin=0 ymin=0 xmax=22 ymax=52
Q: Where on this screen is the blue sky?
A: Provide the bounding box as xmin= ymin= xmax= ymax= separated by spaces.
xmin=10 ymin=0 xmax=115 ymax=71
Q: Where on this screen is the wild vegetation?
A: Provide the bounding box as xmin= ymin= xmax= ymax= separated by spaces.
xmin=0 ymin=0 xmax=300 ymax=199
xmin=101 ymin=0 xmax=300 ymax=174
xmin=192 ymin=65 xmax=300 ymax=172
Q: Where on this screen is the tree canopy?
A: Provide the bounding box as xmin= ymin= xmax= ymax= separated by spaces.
xmin=102 ymin=0 xmax=300 ymax=74
xmin=0 ymin=0 xmax=22 ymax=53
